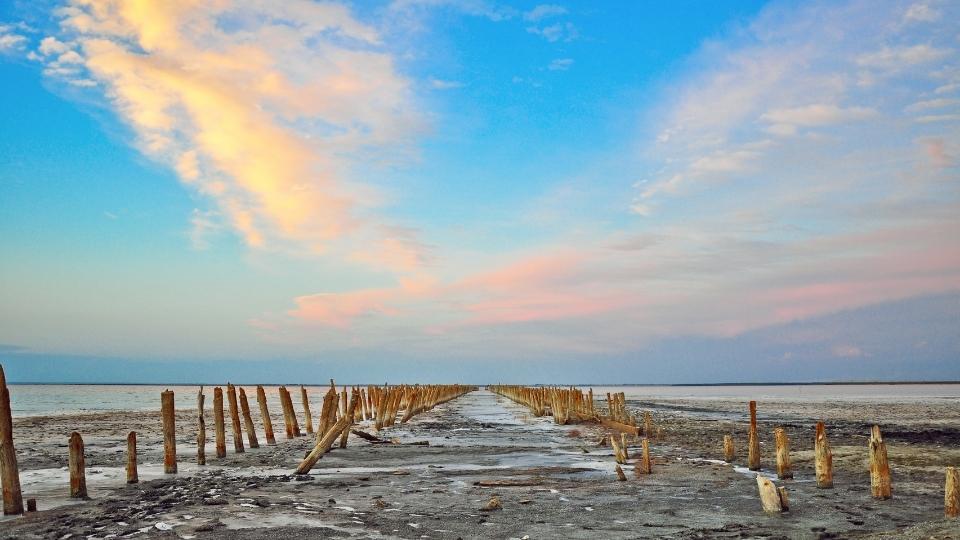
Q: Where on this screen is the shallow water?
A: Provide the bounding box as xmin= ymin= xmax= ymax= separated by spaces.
xmin=7 ymin=383 xmax=959 ymax=417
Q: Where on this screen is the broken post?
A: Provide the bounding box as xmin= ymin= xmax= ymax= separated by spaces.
xmin=301 ymin=386 xmax=314 ymax=434
xmin=774 ymin=427 xmax=793 ymax=480
xmin=756 ymin=475 xmax=786 ymax=513
xmin=226 ymin=383 xmax=245 ymax=453
xmin=213 ymin=387 xmax=226 ymax=458
xmin=256 ymin=385 xmax=276 ymax=445
xmin=0 ymin=364 xmax=24 ymax=515
xmin=161 ymin=389 xmax=177 ymax=474
xmin=638 ymin=437 xmax=652 ymax=475
xmin=615 ymin=464 xmax=627 ymax=481
xmin=946 ymin=466 xmax=959 ymax=519
xmin=296 ymin=392 xmax=358 ymax=474
xmin=238 ymin=387 xmax=260 ymax=449
xmin=747 ymin=400 xmax=760 ymax=471
xmin=197 ymin=387 xmax=206 ymax=465
xmin=610 ymin=435 xmax=626 ymax=464
xmin=69 ymin=432 xmax=87 ymax=499
xmin=723 ymin=434 xmax=736 ymax=462
xmin=126 ymin=431 xmax=138 ymax=484
xmin=869 ymin=425 xmax=891 ymax=500
xmin=815 ymin=421 xmax=833 ymax=488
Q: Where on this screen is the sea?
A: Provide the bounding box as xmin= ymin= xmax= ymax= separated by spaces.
xmin=6 ymin=383 xmax=960 ymax=418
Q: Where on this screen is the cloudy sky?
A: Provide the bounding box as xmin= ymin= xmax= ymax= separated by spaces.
xmin=0 ymin=0 xmax=957 ymax=383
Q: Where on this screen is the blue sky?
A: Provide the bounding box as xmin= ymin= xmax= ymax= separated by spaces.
xmin=0 ymin=1 xmax=957 ymax=383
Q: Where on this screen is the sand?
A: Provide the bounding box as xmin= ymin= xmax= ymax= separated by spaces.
xmin=1 ymin=389 xmax=958 ymax=539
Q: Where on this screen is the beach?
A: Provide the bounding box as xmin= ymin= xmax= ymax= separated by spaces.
xmin=1 ymin=386 xmax=958 ymax=539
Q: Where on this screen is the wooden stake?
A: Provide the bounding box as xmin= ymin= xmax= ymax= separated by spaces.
xmin=161 ymin=390 xmax=177 ymax=474
xmin=756 ymin=475 xmax=783 ymax=513
xmin=68 ymin=432 xmax=87 ymax=499
xmin=747 ymin=400 xmax=760 ymax=471
xmin=238 ymin=388 xmax=260 ymax=449
xmin=301 ymin=386 xmax=314 ymax=434
xmin=26 ymin=498 xmax=36 ymax=512
xmin=296 ymin=391 xmax=357 ymax=474
xmin=615 ymin=464 xmax=627 ymax=481
xmin=639 ymin=437 xmax=652 ymax=474
xmin=643 ymin=411 xmax=653 ymax=439
xmin=869 ymin=425 xmax=891 ymax=500
xmin=723 ymin=434 xmax=736 ymax=462
xmin=196 ymin=387 xmax=206 ymax=465
xmin=946 ymin=466 xmax=959 ymax=519
xmin=814 ymin=422 xmax=833 ymax=488
xmin=620 ymin=433 xmax=629 ymax=461
xmin=126 ymin=431 xmax=138 ymax=484
xmin=213 ymin=387 xmax=226 ymax=458
xmin=226 ymin=383 xmax=244 ymax=453
xmin=256 ymin=386 xmax=276 ymax=445
xmin=610 ymin=435 xmax=626 ymax=464
xmin=0 ymin=365 xmax=24 ymax=515
xmin=774 ymin=427 xmax=793 ymax=480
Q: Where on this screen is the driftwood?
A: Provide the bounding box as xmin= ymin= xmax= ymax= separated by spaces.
xmin=600 ymin=418 xmax=641 ymax=436
xmin=474 ymin=479 xmax=540 ymax=487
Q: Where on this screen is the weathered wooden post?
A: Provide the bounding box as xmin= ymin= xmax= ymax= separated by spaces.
xmin=213 ymin=387 xmax=226 ymax=458
xmin=615 ymin=464 xmax=627 ymax=481
xmin=238 ymin=388 xmax=260 ymax=449
xmin=869 ymin=425 xmax=891 ymax=500
xmin=197 ymin=387 xmax=206 ymax=465
xmin=946 ymin=466 xmax=959 ymax=518
xmin=301 ymin=386 xmax=314 ymax=434
xmin=644 ymin=411 xmax=653 ymax=439
xmin=747 ymin=401 xmax=760 ymax=471
xmin=226 ymin=383 xmax=245 ymax=453
xmin=26 ymin=498 xmax=36 ymax=512
xmin=0 ymin=364 xmax=24 ymax=515
xmin=161 ymin=390 xmax=177 ymax=474
xmin=69 ymin=432 xmax=87 ymax=498
xmin=774 ymin=427 xmax=793 ymax=480
xmin=256 ymin=386 xmax=276 ymax=445
xmin=723 ymin=434 xmax=736 ymax=462
xmin=640 ymin=438 xmax=652 ymax=474
xmin=814 ymin=421 xmax=833 ymax=488
xmin=756 ymin=475 xmax=787 ymax=513
xmin=295 ymin=391 xmax=358 ymax=474
xmin=126 ymin=431 xmax=138 ymax=484
xmin=620 ymin=433 xmax=630 ymax=461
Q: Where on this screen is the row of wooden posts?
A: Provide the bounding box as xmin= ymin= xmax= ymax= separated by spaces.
xmin=0 ymin=364 xmax=475 ymax=515
xmin=488 ymin=385 xmax=659 ymax=439
xmin=488 ymin=384 xmax=959 ymax=518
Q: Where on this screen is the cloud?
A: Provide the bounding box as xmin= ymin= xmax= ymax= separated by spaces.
xmin=760 ymin=104 xmax=877 ymax=127
xmin=429 ymin=78 xmax=463 ymax=90
xmin=0 ymin=27 xmax=26 ymax=52
xmin=903 ymin=1 xmax=941 ymax=23
xmin=547 ymin=58 xmax=574 ymax=71
xmin=524 ymin=4 xmax=567 ymax=22
xmin=36 ymin=0 xmax=425 ymax=261
xmin=389 ymin=0 xmax=517 ymax=22
xmin=856 ymin=44 xmax=950 ymax=70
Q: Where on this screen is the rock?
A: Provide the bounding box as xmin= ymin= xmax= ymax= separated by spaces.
xmin=480 ymin=496 xmax=502 ymax=512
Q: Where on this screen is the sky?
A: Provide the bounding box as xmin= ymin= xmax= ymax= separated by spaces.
xmin=0 ymin=0 xmax=958 ymax=384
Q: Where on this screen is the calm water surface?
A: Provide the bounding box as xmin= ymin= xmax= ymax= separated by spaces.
xmin=7 ymin=383 xmax=960 ymax=417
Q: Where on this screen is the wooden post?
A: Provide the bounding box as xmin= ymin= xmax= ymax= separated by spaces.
xmin=814 ymin=421 xmax=833 ymax=488
xmin=869 ymin=425 xmax=891 ymax=500
xmin=301 ymin=386 xmax=314 ymax=434
xmin=126 ymin=431 xmax=138 ymax=484
xmin=643 ymin=411 xmax=653 ymax=439
xmin=615 ymin=465 xmax=627 ymax=481
xmin=26 ymin=498 xmax=36 ymax=512
xmin=639 ymin=438 xmax=652 ymax=474
xmin=197 ymin=387 xmax=206 ymax=465
xmin=723 ymin=434 xmax=736 ymax=462
xmin=339 ymin=390 xmax=357 ymax=449
xmin=0 ymin=365 xmax=24 ymax=515
xmin=69 ymin=432 xmax=87 ymax=499
xmin=747 ymin=400 xmax=760 ymax=471
xmin=756 ymin=475 xmax=785 ymax=513
xmin=226 ymin=384 xmax=245 ymax=453
xmin=161 ymin=390 xmax=177 ymax=474
xmin=256 ymin=385 xmax=276 ymax=445
xmin=774 ymin=427 xmax=793 ymax=480
xmin=620 ymin=433 xmax=629 ymax=461
xmin=946 ymin=466 xmax=959 ymax=518
xmin=295 ymin=391 xmax=357 ymax=474
xmin=238 ymin=388 xmax=260 ymax=449
xmin=213 ymin=387 xmax=226 ymax=458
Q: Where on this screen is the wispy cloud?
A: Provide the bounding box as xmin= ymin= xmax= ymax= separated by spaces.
xmin=548 ymin=58 xmax=574 ymax=71
xmin=524 ymin=4 xmax=567 ymax=22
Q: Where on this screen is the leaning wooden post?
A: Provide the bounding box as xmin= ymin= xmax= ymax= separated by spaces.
xmin=197 ymin=387 xmax=206 ymax=465
xmin=256 ymin=386 xmax=276 ymax=445
xmin=756 ymin=475 xmax=787 ymax=513
xmin=126 ymin=431 xmax=138 ymax=483
xmin=213 ymin=387 xmax=226 ymax=458
xmin=238 ymin=388 xmax=260 ymax=449
xmin=946 ymin=466 xmax=959 ymax=519
xmin=774 ymin=427 xmax=793 ymax=479
xmin=69 ymin=432 xmax=87 ymax=498
xmin=723 ymin=434 xmax=736 ymax=462
xmin=0 ymin=365 xmax=24 ymax=515
xmin=869 ymin=425 xmax=891 ymax=500
xmin=814 ymin=421 xmax=833 ymax=488
xmin=301 ymin=386 xmax=314 ymax=434
xmin=161 ymin=390 xmax=177 ymax=474
xmin=747 ymin=400 xmax=760 ymax=471
xmin=226 ymin=383 xmax=244 ymax=453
